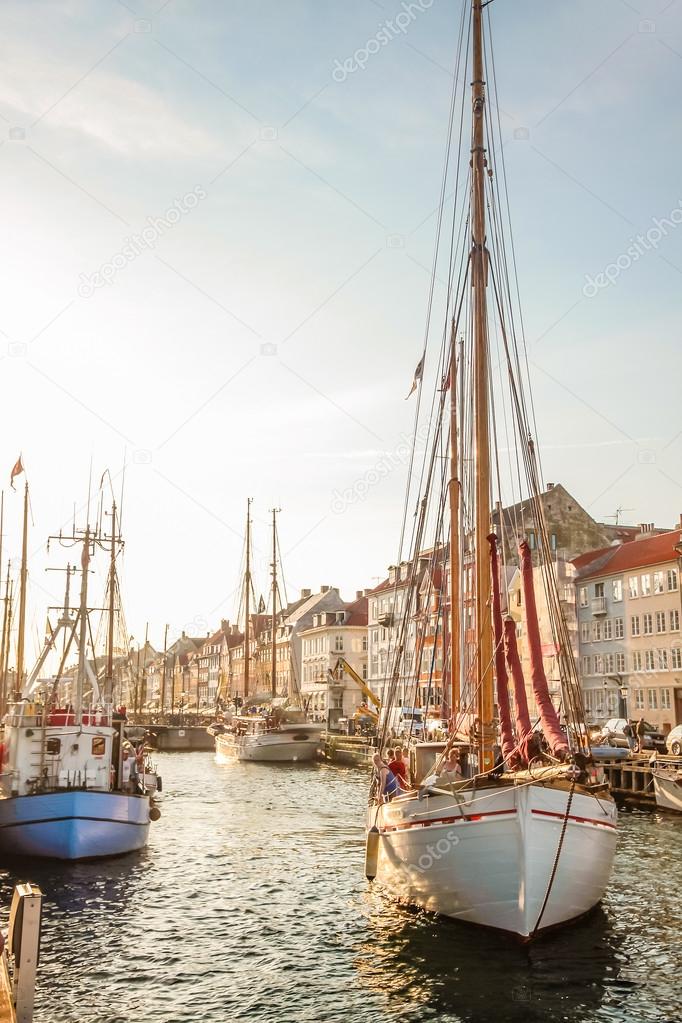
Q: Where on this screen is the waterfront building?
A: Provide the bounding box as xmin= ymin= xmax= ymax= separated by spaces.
xmin=575 ymin=524 xmax=682 ymax=730
xmin=299 ymin=593 xmax=368 ymax=726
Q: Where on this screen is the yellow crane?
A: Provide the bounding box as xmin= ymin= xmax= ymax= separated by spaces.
xmin=329 ymin=657 xmax=381 ymax=722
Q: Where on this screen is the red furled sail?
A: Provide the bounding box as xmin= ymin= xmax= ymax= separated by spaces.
xmin=487 ymin=534 xmax=517 ymax=767
xmin=503 ymin=617 xmax=532 ymax=765
xmin=519 ymin=540 xmax=569 ymax=757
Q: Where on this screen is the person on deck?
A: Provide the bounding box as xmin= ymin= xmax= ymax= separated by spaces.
xmin=372 ymin=753 xmax=400 ymax=802
xmin=389 ymin=748 xmax=410 ymax=790
xmin=438 ymin=748 xmax=463 ymax=784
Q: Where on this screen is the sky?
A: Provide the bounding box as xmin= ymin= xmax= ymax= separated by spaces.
xmin=0 ymin=0 xmax=681 ymax=662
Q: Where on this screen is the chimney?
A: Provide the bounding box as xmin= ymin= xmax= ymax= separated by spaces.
xmin=301 ymin=588 xmax=311 ymax=599
xmin=388 ymin=565 xmax=397 ymax=584
xmin=181 ymin=630 xmax=186 ymax=639
xmin=231 ymin=624 xmax=239 ymax=636
xmin=546 ymin=483 xmax=555 ymax=490
xmin=356 ymin=590 xmax=363 ymax=600
xmin=220 ymin=618 xmax=229 ymax=631
xmin=320 ymin=585 xmax=330 ymax=593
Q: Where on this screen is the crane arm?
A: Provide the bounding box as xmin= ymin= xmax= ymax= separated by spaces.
xmin=330 ymin=657 xmax=381 ymax=710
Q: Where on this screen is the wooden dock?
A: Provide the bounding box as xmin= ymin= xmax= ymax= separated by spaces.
xmin=598 ymin=753 xmax=682 ymax=807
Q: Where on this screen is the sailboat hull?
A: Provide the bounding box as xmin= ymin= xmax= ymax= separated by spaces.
xmin=0 ymin=790 xmax=151 ymax=860
xmin=215 ymin=728 xmax=322 ymax=763
xmin=369 ymin=781 xmax=617 ymax=939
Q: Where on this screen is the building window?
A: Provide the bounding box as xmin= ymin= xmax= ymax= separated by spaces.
xmin=647 ymin=688 xmax=658 ymax=710
xmin=658 ymin=648 xmax=669 ymax=670
xmin=528 ymin=530 xmax=536 ymax=550
xmin=661 ymin=688 xmax=671 ymax=710
xmin=656 ymin=611 xmax=666 ymax=634
xmin=634 ymin=688 xmax=645 ymax=709
xmin=614 ymin=617 xmax=624 ymax=639
xmin=616 ymin=652 xmax=625 ymax=672
xmin=580 ymin=622 xmax=590 ymax=643
xmin=550 ymin=533 xmax=557 ymax=550
xmin=591 ymin=621 xmax=602 ymax=642
xmin=595 ymin=582 xmax=605 ymax=598
xmin=579 ymin=587 xmax=588 ymax=608
xmin=335 ymin=635 xmax=344 ymax=652
xmin=604 ymin=653 xmax=614 ymax=673
xmin=603 ymin=619 xmax=613 ymax=641
xmin=612 ymin=579 xmax=623 ymax=602
xmin=633 ymin=651 xmax=643 ymax=672
xmin=672 ymin=647 xmax=682 ymax=670
xmin=362 ymin=663 xmax=368 ymax=680
xmin=595 ymin=655 xmax=604 ymax=674
xmin=670 ymin=609 xmax=680 ymax=633
xmin=667 ymin=568 xmax=678 ymax=592
xmin=641 ymin=574 xmax=651 ymax=596
xmin=631 ymin=615 xmax=640 ymax=637
xmin=581 ymin=656 xmax=591 ymax=676
xmin=653 ymin=571 xmax=665 ymax=595
xmin=628 ymin=576 xmax=639 ymax=599
xmin=645 ymin=650 xmax=655 ymax=672
xmin=643 ymin=613 xmax=653 ymax=636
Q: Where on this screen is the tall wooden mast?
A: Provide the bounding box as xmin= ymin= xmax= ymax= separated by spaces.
xmin=471 ymin=0 xmax=494 ymax=770
xmin=75 ymin=529 xmax=90 ymax=717
xmin=270 ymin=507 xmax=280 ymax=699
xmin=448 ymin=329 xmax=461 ymax=720
xmin=244 ymin=497 xmax=252 ymax=700
xmin=0 ymin=562 xmax=10 ymax=716
xmin=160 ymin=623 xmax=169 ymax=716
xmin=105 ymin=501 xmax=117 ymax=704
xmin=15 ymin=482 xmax=29 ymax=692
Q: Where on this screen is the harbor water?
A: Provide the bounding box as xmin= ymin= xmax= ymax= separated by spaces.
xmin=1 ymin=753 xmax=679 ymax=1023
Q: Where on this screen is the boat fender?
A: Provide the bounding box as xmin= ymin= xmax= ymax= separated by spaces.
xmin=149 ymin=806 xmax=161 ymax=822
xmin=365 ymin=826 xmax=380 ymax=881
xmin=156 ymin=776 xmax=163 ymax=793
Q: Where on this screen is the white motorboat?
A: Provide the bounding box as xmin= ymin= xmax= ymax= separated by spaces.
xmin=652 ymin=767 xmax=682 ymax=813
xmin=213 ymin=711 xmax=322 ymax=763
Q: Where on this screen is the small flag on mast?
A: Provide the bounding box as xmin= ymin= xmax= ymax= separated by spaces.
xmin=10 ymin=456 xmax=23 ymax=490
xmin=405 ymin=356 xmax=424 ymax=399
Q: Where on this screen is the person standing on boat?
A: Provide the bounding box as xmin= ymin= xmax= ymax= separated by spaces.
xmin=438 ymin=749 xmax=463 ymax=784
xmin=372 ymin=753 xmax=399 ymax=801
xmin=388 ymin=748 xmax=410 ymax=790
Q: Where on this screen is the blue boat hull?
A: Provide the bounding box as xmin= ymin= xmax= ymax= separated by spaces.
xmin=0 ymin=790 xmax=150 ymax=860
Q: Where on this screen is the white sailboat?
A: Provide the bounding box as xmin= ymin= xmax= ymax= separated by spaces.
xmin=211 ymin=502 xmax=322 ymax=763
xmin=365 ymin=0 xmax=617 ymax=940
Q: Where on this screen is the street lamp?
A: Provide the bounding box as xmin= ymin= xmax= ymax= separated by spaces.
xmin=606 ymin=674 xmax=627 ymax=719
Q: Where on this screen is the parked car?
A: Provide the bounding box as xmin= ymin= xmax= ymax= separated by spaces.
xmin=665 ymin=724 xmax=682 ymax=756
xmin=601 ymin=718 xmax=667 ymax=753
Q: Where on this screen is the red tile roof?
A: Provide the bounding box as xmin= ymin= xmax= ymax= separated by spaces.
xmin=574 ymin=530 xmax=682 ymax=580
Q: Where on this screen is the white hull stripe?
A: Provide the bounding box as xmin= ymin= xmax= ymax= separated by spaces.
xmin=379 ymin=807 xmax=517 ymax=833
xmin=531 ymin=808 xmax=616 ymax=831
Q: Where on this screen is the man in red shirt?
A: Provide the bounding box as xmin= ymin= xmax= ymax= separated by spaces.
xmin=388 ymin=747 xmax=410 ymax=790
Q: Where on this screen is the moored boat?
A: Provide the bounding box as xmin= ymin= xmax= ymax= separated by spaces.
xmin=365 ymin=0 xmax=617 ymax=940
xmin=0 ymin=477 xmax=157 ymax=860
xmin=214 ymin=710 xmax=323 ymax=763
xmin=652 ymin=767 xmax=682 ymax=813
